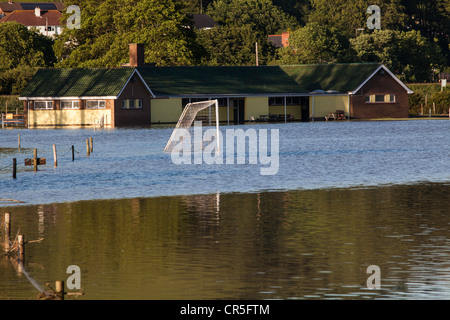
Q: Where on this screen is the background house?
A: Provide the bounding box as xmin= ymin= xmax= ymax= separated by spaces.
xmin=191 ymin=13 xmax=218 ymax=30
xmin=0 ymin=2 xmax=63 ymax=37
xmin=268 ymin=32 xmax=290 ymax=48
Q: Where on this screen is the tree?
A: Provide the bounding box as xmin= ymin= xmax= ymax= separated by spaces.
xmin=198 ymin=0 xmax=297 ymax=65
xmin=271 ymin=0 xmax=311 ymax=25
xmin=197 ymin=24 xmax=276 ymax=65
xmin=402 ymin=0 xmax=450 ymax=66
xmin=350 ymin=29 xmax=445 ymax=82
xmin=273 ymin=22 xmax=351 ymax=65
xmin=206 ymin=0 xmax=298 ymax=36
xmin=54 ymin=0 xmax=201 ymax=67
xmin=0 ymin=22 xmax=55 ymax=95
xmin=307 ymin=0 xmax=408 ymax=38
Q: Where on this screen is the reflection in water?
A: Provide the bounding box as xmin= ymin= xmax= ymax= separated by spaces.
xmin=2 ymin=183 xmax=450 ymax=300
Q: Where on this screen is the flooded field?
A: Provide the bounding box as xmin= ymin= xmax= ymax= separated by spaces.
xmin=1 ymin=120 xmax=450 ymax=299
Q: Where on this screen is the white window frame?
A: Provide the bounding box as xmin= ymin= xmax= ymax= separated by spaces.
xmin=60 ymin=100 xmax=80 ymax=109
xmin=122 ymin=99 xmax=143 ymax=109
xmin=365 ymin=94 xmax=397 ymax=104
xmin=34 ymin=101 xmax=53 ymax=110
xmin=86 ymin=100 xmax=106 ymax=109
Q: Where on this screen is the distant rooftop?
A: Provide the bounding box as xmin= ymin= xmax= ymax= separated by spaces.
xmin=191 ymin=13 xmax=218 ymax=29
xmin=0 ymin=2 xmax=64 ymax=13
xmin=0 ymin=9 xmax=62 ymax=26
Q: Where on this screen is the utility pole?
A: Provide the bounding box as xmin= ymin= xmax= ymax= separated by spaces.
xmin=255 ymin=42 xmax=259 ymax=66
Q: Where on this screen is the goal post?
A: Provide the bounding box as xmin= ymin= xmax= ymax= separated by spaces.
xmin=164 ymin=99 xmax=220 ymax=153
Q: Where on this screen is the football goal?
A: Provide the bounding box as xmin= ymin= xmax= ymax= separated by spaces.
xmin=164 ymin=99 xmax=220 ymax=153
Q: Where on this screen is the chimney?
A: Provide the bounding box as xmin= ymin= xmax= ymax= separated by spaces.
xmin=281 ymin=32 xmax=289 ymax=47
xmin=128 ymin=43 xmax=145 ymax=67
xmin=35 ymin=7 xmax=41 ymax=17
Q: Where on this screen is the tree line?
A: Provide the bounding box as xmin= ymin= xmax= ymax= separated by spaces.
xmin=0 ymin=0 xmax=449 ymax=96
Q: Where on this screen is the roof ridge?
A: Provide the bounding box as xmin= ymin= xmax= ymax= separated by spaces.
xmin=280 ymin=62 xmax=382 ymax=67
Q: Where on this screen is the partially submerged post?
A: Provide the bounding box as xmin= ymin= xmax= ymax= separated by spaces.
xmin=4 ymin=213 xmax=10 ymax=253
xmin=53 ymin=144 xmax=57 ymax=167
xmin=55 ymin=281 xmax=64 ymax=300
xmin=33 ymin=149 xmax=38 ymax=171
xmin=18 ymin=133 xmax=21 ymax=150
xmin=12 ymin=158 xmax=16 ymax=179
xmin=86 ymin=139 xmax=90 ymax=157
xmin=18 ymin=234 xmax=25 ymax=262
xmin=89 ymin=137 xmax=93 ymax=153
xmin=72 ymin=145 xmax=75 ymax=161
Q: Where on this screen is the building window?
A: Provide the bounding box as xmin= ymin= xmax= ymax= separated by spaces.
xmin=286 ymin=96 xmax=301 ymax=105
xmin=34 ymin=101 xmax=53 ymax=110
xmin=375 ymin=95 xmax=385 ymax=102
xmin=182 ymin=98 xmax=226 ymax=107
xmin=86 ymin=100 xmax=106 ymax=109
xmin=365 ymin=94 xmax=397 ymax=103
xmin=61 ymin=100 xmax=80 ymax=109
xmin=269 ymin=97 xmax=285 ymax=106
xmin=122 ymin=99 xmax=142 ymax=109
xmin=210 ymin=98 xmax=227 ymax=107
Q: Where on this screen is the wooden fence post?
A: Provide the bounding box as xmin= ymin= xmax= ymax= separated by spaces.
xmin=13 ymin=158 xmax=16 ymax=179
xmin=33 ymin=149 xmax=37 ymax=172
xmin=18 ymin=234 xmax=25 ymax=262
xmin=4 ymin=213 xmax=10 ymax=253
xmin=55 ymin=281 xmax=64 ymax=300
xmin=53 ymin=144 xmax=57 ymax=167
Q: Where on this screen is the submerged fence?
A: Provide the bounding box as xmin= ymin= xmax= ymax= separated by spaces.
xmin=0 ymin=134 xmax=94 ymax=180
xmin=2 ymin=212 xmax=84 ymax=300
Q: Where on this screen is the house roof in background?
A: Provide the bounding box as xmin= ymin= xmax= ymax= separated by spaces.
xmin=191 ymin=13 xmax=218 ymax=29
xmin=0 ymin=2 xmax=63 ymax=12
xmin=0 ymin=9 xmax=62 ymax=26
xmin=19 ymin=68 xmax=136 ymax=99
xmin=137 ymin=66 xmax=309 ymax=97
xmin=268 ymin=35 xmax=282 ymax=48
xmin=0 ymin=2 xmax=21 ymax=12
xmin=281 ymin=63 xmax=383 ymax=93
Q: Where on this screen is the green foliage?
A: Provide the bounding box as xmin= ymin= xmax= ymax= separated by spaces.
xmin=273 ymin=22 xmax=350 ymax=64
xmin=307 ymin=0 xmax=408 ymax=38
xmin=197 ymin=0 xmax=296 ymax=66
xmin=0 ymin=22 xmax=54 ymax=95
xmin=0 ymin=95 xmax=23 ymax=114
xmin=407 ymin=84 xmax=448 ymax=115
xmin=430 ymin=90 xmax=450 ymax=114
xmin=350 ymin=29 xmax=445 ymax=82
xmin=207 ymin=0 xmax=298 ymax=35
xmin=196 ymin=25 xmax=278 ymax=66
xmin=54 ymin=0 xmax=200 ymax=67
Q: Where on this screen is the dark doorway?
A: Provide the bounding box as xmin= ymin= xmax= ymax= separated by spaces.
xmin=300 ymin=97 xmax=309 ymax=122
xmin=232 ymin=98 xmax=245 ymax=124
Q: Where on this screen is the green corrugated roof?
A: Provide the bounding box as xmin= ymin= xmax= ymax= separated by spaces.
xmin=280 ymin=63 xmax=382 ymax=92
xmin=20 ymin=63 xmax=385 ymax=99
xmin=19 ymin=68 xmax=135 ymax=98
xmin=137 ymin=66 xmax=309 ymax=96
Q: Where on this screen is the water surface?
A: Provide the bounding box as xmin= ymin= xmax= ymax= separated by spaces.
xmin=1 ymin=120 xmax=450 ymax=300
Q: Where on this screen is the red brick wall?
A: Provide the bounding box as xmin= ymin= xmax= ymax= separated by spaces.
xmin=113 ymin=75 xmax=151 ymax=127
xmin=351 ymin=69 xmax=410 ymax=119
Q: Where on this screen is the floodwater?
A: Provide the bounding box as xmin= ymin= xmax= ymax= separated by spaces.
xmin=1 ymin=120 xmax=450 ymax=299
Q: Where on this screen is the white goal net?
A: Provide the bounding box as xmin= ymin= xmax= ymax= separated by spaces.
xmin=164 ymin=100 xmax=220 ymax=153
